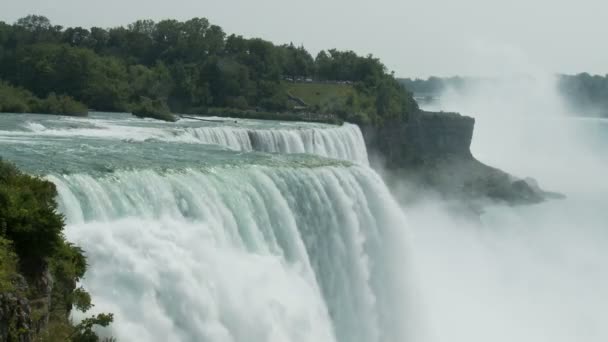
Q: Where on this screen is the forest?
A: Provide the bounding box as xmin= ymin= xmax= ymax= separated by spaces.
xmin=0 ymin=15 xmax=418 ymax=124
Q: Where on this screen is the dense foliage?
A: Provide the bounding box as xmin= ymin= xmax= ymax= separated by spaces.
xmin=0 ymin=236 xmax=18 ymax=292
xmin=0 ymin=159 xmax=112 ymax=341
xmin=0 ymin=15 xmax=417 ymax=124
xmin=0 ymin=81 xmax=87 ymax=116
xmin=131 ymin=96 xmax=176 ymax=122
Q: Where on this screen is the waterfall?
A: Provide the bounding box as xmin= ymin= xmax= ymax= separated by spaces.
xmin=183 ymin=124 xmax=368 ymax=164
xmin=49 ymin=165 xmax=408 ymax=342
xmin=18 ymin=118 xmax=369 ymax=165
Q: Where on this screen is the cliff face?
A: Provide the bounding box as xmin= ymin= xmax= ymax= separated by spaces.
xmin=362 ymin=111 xmax=474 ymax=167
xmin=0 ymin=271 xmax=53 ymax=342
xmin=361 ymin=111 xmax=559 ymax=206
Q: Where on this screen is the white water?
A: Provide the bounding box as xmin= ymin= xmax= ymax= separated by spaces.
xmin=8 ymin=114 xmax=369 ymax=165
xmin=182 ymin=124 xmax=368 ymax=164
xmin=51 ymin=166 xmax=409 ymax=342
xmin=406 ymin=75 xmax=608 ymax=342
xmin=6 ymin=81 xmax=605 ymax=341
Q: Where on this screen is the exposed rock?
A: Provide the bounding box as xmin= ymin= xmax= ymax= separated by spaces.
xmin=362 ymin=110 xmax=563 ymax=206
xmin=29 ymin=268 xmax=53 ymax=335
xmin=0 ymin=269 xmax=54 ymax=342
xmin=362 ymin=111 xmax=475 ymax=166
xmin=0 ymin=276 xmax=33 ymax=342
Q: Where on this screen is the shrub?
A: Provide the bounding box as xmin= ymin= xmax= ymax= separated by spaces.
xmin=33 ymin=93 xmax=89 ymax=116
xmin=0 ymin=81 xmax=33 ymax=113
xmin=225 ymin=96 xmax=249 ymax=110
xmin=131 ymin=97 xmax=176 ymax=122
xmin=0 ymin=159 xmax=113 ymax=341
xmin=0 ymin=237 xmax=18 ymax=292
xmin=0 ymin=81 xmax=88 ymax=116
xmin=259 ymin=93 xmax=288 ymax=111
xmin=0 ymin=161 xmax=64 ymax=272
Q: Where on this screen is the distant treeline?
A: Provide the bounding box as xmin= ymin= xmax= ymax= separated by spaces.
xmin=0 ymin=15 xmax=417 ymax=123
xmin=399 ymin=76 xmax=464 ymax=96
xmin=558 ymin=73 xmax=608 ymax=116
xmin=399 ymin=74 xmax=608 ymax=116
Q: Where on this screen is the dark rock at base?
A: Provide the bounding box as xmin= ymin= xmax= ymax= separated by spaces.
xmin=403 ymin=156 xmax=562 ymax=206
xmin=361 ymin=110 xmax=564 ymax=207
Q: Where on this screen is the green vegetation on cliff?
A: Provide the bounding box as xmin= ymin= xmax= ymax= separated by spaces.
xmin=0 ymin=159 xmax=112 ymax=341
xmin=284 ymin=82 xmax=372 ymax=123
xmin=0 ymin=15 xmax=417 ymax=123
xmin=0 ymin=237 xmax=18 ymax=293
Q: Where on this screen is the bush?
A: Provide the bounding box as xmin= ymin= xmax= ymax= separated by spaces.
xmin=0 ymin=97 xmax=31 ymax=113
xmin=33 ymin=93 xmax=89 ymax=116
xmin=0 ymin=81 xmax=88 ymax=116
xmin=0 ymin=159 xmax=113 ymax=341
xmin=259 ymin=93 xmax=288 ymax=111
xmin=131 ymin=97 xmax=176 ymax=122
xmin=0 ymin=237 xmax=18 ymax=292
xmin=225 ymin=96 xmax=249 ymax=110
xmin=0 ymin=161 xmax=64 ymax=272
xmin=0 ymin=81 xmax=33 ymax=113
xmin=345 ymin=111 xmax=371 ymax=125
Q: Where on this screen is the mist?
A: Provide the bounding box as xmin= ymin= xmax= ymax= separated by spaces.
xmin=396 ymin=72 xmax=608 ymax=341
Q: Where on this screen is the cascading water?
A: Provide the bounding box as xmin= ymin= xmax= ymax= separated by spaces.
xmin=0 ymin=113 xmax=408 ymax=342
xmin=182 ymin=124 xmax=368 ymax=164
xmin=4 ymin=113 xmax=368 ymax=165
xmin=404 ymin=75 xmax=608 ymax=342
xmin=50 ymin=166 xmax=408 ymax=342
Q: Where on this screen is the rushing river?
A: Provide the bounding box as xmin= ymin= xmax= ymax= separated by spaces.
xmin=0 ymin=113 xmax=409 ymax=342
xmin=1 ymin=99 xmax=606 ymax=342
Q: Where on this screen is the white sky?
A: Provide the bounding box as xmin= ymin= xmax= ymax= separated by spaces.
xmin=2 ymin=0 xmax=607 ymax=78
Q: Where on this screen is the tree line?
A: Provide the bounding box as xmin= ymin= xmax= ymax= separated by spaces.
xmin=0 ymin=15 xmax=418 ymax=123
xmin=400 ymin=74 xmax=608 ymax=117
xmin=558 ymin=73 xmax=608 ymax=116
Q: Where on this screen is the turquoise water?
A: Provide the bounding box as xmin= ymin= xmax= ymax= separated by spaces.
xmin=0 ymin=112 xmax=368 ymax=173
xmin=0 ymin=112 xmax=408 ymax=342
xmin=2 ymin=107 xmax=607 ymax=342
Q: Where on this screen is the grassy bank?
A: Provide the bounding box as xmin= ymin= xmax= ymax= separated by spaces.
xmin=285 ymin=82 xmax=356 ymax=107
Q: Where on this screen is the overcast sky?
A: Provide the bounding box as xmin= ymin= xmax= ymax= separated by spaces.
xmin=2 ymin=0 xmax=606 ymax=78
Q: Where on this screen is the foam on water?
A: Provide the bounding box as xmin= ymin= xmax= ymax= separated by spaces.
xmin=49 ymin=166 xmax=409 ymax=342
xmin=1 ymin=114 xmax=368 ymax=165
